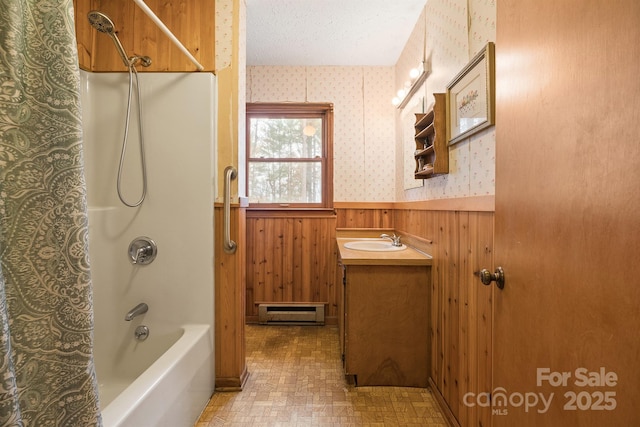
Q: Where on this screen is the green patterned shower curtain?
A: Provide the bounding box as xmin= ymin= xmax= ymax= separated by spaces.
xmin=0 ymin=1 xmax=101 ymax=426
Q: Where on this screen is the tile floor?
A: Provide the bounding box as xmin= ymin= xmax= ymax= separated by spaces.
xmin=195 ymin=324 xmax=447 ymax=426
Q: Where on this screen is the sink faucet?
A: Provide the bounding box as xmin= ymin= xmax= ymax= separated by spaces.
xmin=380 ymin=233 xmax=402 ymax=247
xmin=125 ymin=303 xmax=148 ymax=321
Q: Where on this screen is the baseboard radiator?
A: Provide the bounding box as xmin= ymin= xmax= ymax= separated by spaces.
xmin=258 ymin=303 xmax=325 ymax=325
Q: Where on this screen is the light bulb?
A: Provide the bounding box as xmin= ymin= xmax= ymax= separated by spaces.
xmin=392 ymin=97 xmax=400 ymax=106
xmin=409 ymin=68 xmax=420 ymax=79
xmin=303 ymin=125 xmax=316 ymax=136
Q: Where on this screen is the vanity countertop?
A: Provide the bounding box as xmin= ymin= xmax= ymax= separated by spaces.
xmin=336 ymin=237 xmax=432 ymax=266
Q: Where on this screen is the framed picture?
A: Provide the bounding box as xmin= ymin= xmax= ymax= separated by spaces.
xmin=446 ymin=42 xmax=495 ymax=145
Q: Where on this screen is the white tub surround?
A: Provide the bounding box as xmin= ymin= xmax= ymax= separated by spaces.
xmin=80 ymin=71 xmax=216 ymax=427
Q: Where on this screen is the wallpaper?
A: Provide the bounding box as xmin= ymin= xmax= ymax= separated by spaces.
xmin=397 ymin=0 xmax=496 ymax=201
xmin=245 ymin=0 xmax=496 ymax=203
xmin=215 ymin=0 xmax=233 ymax=70
xmin=247 ymin=66 xmax=396 ymax=202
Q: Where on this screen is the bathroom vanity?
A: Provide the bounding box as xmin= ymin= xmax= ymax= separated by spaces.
xmin=336 ymin=235 xmax=432 ymax=387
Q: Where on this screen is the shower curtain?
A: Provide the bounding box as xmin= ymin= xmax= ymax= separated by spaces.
xmin=0 ymin=1 xmax=101 ymax=426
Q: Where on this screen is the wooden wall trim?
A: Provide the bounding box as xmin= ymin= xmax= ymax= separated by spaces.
xmin=246 ymin=209 xmax=335 ymax=219
xmin=334 ymin=196 xmax=494 ymax=212
xmin=334 ymin=201 xmax=395 ymax=209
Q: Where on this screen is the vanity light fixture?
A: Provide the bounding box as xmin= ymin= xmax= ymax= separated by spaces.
xmin=392 ymin=61 xmax=428 ymax=109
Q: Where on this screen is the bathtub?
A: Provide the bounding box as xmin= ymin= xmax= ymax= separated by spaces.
xmin=81 ymin=71 xmax=216 ymax=427
xmin=97 ymin=324 xmax=214 ymax=427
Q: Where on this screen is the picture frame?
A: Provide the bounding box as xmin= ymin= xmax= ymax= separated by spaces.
xmin=446 ymin=42 xmax=495 ymax=145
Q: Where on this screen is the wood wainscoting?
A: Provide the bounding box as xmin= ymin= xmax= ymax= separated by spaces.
xmin=235 ymin=196 xmax=495 ymax=427
xmin=395 ymin=207 xmax=494 ymax=427
xmin=334 ymin=202 xmax=394 ymax=229
xmin=214 ymin=204 xmax=248 ymax=391
xmin=245 ymin=210 xmax=338 ymax=324
xmin=336 ymin=198 xmax=495 ymax=427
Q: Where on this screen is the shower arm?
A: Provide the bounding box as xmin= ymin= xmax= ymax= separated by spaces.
xmin=223 ymin=166 xmax=237 ymax=254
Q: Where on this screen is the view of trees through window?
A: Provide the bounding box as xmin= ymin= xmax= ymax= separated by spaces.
xmin=248 ymin=116 xmax=324 ymax=204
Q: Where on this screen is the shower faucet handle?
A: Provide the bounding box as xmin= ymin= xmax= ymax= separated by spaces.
xmin=128 ymin=237 xmax=157 ymax=265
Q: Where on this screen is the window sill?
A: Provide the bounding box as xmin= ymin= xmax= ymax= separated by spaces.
xmin=246 ymin=207 xmax=336 ymax=218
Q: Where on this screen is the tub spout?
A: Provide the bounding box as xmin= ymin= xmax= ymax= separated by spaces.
xmin=125 ymin=303 xmax=148 ymax=321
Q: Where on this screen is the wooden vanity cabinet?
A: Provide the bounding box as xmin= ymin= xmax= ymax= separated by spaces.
xmin=339 ymin=263 xmax=430 ymax=387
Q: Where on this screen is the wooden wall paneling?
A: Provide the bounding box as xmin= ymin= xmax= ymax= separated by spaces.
xmin=73 ymin=0 xmax=93 ymax=69
xmin=245 ymin=213 xmax=337 ymax=323
xmin=326 ymin=219 xmax=339 ymax=317
xmin=335 ymin=208 xmax=349 ymax=228
xmin=430 ymin=210 xmax=461 ymax=422
xmin=90 ymin=0 xmax=134 ymax=71
xmin=307 ymin=219 xmax=320 ymax=302
xmin=431 ymin=210 xmax=450 ymax=418
xmin=373 ymin=208 xmax=393 ymax=229
xmin=454 ymin=211 xmax=495 ymax=427
xmin=141 ymin=0 xmax=188 ymax=71
xmin=292 ymin=218 xmax=304 ymax=302
xmin=335 ymin=208 xmax=394 ymax=229
xmin=246 ymin=217 xmax=262 ymax=316
xmin=395 ymin=208 xmax=436 ymax=254
xmin=457 ymin=212 xmax=471 ymax=427
xmin=318 ymin=218 xmax=338 ymax=316
xmin=299 ymin=218 xmax=313 ymax=302
xmin=244 ymin=217 xmax=255 ymax=315
xmin=412 ymin=209 xmax=429 ymax=238
xmin=315 ymin=220 xmax=327 ymax=303
xmin=214 ymin=206 xmax=247 ymax=390
xmin=393 ymin=209 xmax=408 ymax=235
xmin=433 ymin=211 xmax=447 ymax=391
xmin=282 ymin=218 xmax=295 ymax=302
xmin=133 ymin=0 xmax=161 ymax=70
xmin=473 ymin=212 xmax=493 ymax=427
xmin=192 ymin=0 xmax=215 ymax=69
xmin=430 ymin=233 xmax=441 ymax=384
xmin=263 ymin=218 xmax=277 ymax=301
xmin=444 ymin=211 xmax=461 ymax=421
xmin=76 ymin=0 xmax=214 ymax=72
xmin=258 ymin=218 xmax=269 ymax=304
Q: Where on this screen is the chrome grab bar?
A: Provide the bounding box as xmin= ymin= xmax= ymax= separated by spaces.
xmin=223 ymin=166 xmax=237 ymax=254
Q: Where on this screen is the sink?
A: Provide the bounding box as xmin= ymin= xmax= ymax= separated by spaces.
xmin=343 ymin=239 xmax=407 ymax=252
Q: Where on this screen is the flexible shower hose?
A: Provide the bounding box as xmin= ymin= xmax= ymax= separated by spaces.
xmin=116 ymin=63 xmax=148 ymax=207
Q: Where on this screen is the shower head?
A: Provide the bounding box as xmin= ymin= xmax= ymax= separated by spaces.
xmin=88 ymin=11 xmax=131 ymax=67
xmin=87 ymin=10 xmax=115 ymax=34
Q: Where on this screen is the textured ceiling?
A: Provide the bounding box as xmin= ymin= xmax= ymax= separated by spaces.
xmin=246 ymin=0 xmax=428 ymax=66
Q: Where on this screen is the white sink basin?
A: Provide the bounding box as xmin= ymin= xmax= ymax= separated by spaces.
xmin=343 ymin=239 xmax=407 ymax=252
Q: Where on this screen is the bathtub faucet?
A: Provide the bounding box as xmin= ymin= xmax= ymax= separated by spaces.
xmin=133 ymin=245 xmax=152 ymax=264
xmin=128 ymin=237 xmax=157 ymax=265
xmin=380 ymin=233 xmax=402 ymax=247
xmin=125 ymin=303 xmax=148 ymax=321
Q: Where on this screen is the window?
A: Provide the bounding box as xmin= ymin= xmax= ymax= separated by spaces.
xmin=246 ymin=103 xmax=333 ymax=208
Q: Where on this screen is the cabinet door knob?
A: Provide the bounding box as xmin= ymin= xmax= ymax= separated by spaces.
xmin=479 ymin=266 xmax=505 ymax=289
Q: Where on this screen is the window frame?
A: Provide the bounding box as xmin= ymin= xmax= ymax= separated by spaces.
xmin=246 ymin=103 xmax=334 ymax=209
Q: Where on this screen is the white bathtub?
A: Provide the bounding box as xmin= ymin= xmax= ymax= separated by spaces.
xmin=80 ymin=71 xmax=217 ymax=427
xmin=98 ymin=324 xmax=214 ymax=427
